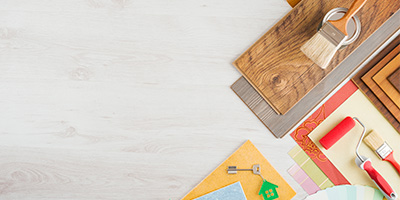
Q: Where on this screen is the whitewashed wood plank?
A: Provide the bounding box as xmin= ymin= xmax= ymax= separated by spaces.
xmin=0 ymin=0 xmax=305 ymax=199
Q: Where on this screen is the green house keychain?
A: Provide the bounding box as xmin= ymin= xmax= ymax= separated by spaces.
xmin=259 ymin=180 xmax=279 ymax=200
xmin=227 ymin=164 xmax=279 ymax=200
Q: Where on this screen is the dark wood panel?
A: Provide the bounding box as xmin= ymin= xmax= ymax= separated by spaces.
xmin=234 ymin=0 xmax=400 ymax=114
xmin=388 ymin=68 xmax=400 ymax=93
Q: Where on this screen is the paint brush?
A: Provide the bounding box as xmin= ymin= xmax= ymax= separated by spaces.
xmin=364 ymin=130 xmax=400 ymax=175
xmin=301 ymin=0 xmax=367 ymax=69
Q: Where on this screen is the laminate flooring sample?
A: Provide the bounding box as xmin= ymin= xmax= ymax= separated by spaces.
xmin=361 ymin=45 xmax=400 ymax=123
xmin=388 ymin=68 xmax=400 ymax=92
xmin=373 ymin=54 xmax=400 ymax=108
xmin=234 ymin=0 xmax=400 ymax=114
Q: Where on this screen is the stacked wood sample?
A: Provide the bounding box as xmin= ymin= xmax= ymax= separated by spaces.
xmin=352 ymin=36 xmax=400 ymax=133
xmin=372 ymin=54 xmax=400 ymax=108
xmin=233 ymin=0 xmax=400 ymax=115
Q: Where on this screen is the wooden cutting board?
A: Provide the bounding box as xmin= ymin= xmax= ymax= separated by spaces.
xmin=388 ymin=68 xmax=400 ymax=92
xmin=234 ymin=0 xmax=400 ymax=114
xmin=372 ymin=54 xmax=400 ymax=108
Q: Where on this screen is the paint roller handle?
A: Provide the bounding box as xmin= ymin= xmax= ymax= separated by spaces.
xmin=329 ymin=0 xmax=367 ymax=35
xmin=384 ymin=152 xmax=400 ymax=175
xmin=362 ymin=160 xmax=398 ymax=200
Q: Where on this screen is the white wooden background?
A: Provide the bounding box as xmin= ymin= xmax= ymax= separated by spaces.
xmin=0 ymin=0 xmax=306 ymax=199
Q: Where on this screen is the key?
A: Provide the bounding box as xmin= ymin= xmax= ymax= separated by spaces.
xmin=227 ymin=164 xmax=265 ymax=181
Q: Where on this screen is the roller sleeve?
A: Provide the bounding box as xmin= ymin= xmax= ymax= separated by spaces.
xmin=319 ymin=116 xmax=356 ymax=150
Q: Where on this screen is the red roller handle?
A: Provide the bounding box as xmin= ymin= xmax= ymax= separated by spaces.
xmin=384 ymin=152 xmax=400 ymax=175
xmin=362 ymin=160 xmax=397 ymax=199
xmin=319 ymin=117 xmax=356 ymax=150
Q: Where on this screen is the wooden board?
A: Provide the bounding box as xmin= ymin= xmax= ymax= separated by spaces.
xmin=388 ymin=68 xmax=400 ymax=92
xmin=352 ymin=37 xmax=400 ymax=133
xmin=234 ymin=0 xmax=400 ymax=114
xmin=231 ymin=12 xmax=400 ymax=138
xmin=372 ymin=55 xmax=400 ymax=108
xmin=361 ymin=47 xmax=400 ymax=123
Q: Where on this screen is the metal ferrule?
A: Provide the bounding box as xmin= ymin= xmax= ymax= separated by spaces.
xmin=319 ymin=22 xmax=347 ymax=46
xmin=320 ymin=7 xmax=361 ymax=47
xmin=376 ymin=142 xmax=392 ymax=159
xmin=354 ymin=117 xmax=366 ymax=162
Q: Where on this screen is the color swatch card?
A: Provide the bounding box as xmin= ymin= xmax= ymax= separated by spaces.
xmin=182 ymin=140 xmax=296 ymax=200
xmin=194 ymin=182 xmax=247 ymax=200
xmin=308 ymin=90 xmax=400 ymax=192
xmin=287 ymin=163 xmax=320 ymax=195
xmin=288 ymin=145 xmax=334 ymax=191
xmin=304 ymin=185 xmax=383 ymax=200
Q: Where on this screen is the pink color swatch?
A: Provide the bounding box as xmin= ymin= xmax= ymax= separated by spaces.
xmin=288 ymin=163 xmax=320 ymax=195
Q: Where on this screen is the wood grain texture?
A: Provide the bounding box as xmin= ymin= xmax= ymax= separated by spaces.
xmin=388 ymin=68 xmax=400 ymax=92
xmin=352 ymin=37 xmax=400 ymax=133
xmin=0 ymin=0 xmax=310 ymax=199
xmin=231 ymin=12 xmax=400 ymax=138
xmin=372 ymin=54 xmax=400 ymax=108
xmin=229 ymin=0 xmax=301 ymax=138
xmin=361 ymin=46 xmax=400 ymax=123
xmin=234 ymin=0 xmax=400 ymax=114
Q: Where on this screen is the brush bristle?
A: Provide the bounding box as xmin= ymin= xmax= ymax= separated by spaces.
xmin=301 ymin=32 xmax=338 ymax=69
xmin=364 ymin=130 xmax=385 ymax=151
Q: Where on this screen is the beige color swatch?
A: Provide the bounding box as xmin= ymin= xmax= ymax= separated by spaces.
xmin=308 ymin=90 xmax=400 ymax=192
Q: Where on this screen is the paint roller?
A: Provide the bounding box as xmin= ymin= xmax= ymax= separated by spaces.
xmin=319 ymin=116 xmax=355 ymax=150
xmin=318 ymin=117 xmax=397 ymax=200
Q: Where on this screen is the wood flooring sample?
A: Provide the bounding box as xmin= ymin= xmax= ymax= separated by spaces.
xmin=352 ymin=37 xmax=400 ymax=133
xmin=234 ymin=0 xmax=400 ymax=114
xmin=388 ymin=68 xmax=400 ymax=92
xmin=373 ymin=54 xmax=400 ymax=109
xmin=361 ymin=45 xmax=400 ymax=123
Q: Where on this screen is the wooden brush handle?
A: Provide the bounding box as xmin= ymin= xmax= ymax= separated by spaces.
xmin=329 ymin=0 xmax=368 ymax=35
